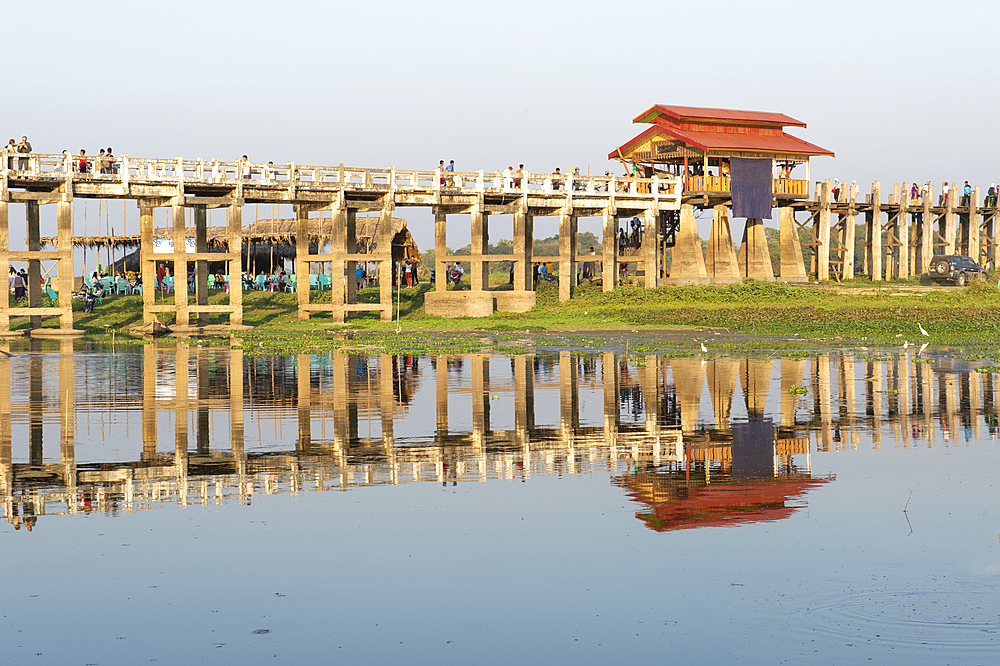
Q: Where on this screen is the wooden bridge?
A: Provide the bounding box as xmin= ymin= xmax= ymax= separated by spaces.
xmin=2 ymin=150 xmax=998 ymax=336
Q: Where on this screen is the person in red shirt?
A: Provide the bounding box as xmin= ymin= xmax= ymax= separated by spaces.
xmin=156 ymin=263 xmax=167 ymax=292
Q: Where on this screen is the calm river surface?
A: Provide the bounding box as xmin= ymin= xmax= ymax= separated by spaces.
xmin=2 ymin=338 xmax=999 ymax=665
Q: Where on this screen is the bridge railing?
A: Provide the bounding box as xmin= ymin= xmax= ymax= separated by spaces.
xmin=2 ymin=151 xmax=682 ymax=201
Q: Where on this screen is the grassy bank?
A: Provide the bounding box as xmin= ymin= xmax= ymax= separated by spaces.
xmin=10 ymin=278 xmax=1000 ymax=355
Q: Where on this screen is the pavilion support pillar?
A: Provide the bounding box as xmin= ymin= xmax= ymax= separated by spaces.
xmin=738 ymin=218 xmax=775 ymax=281
xmin=982 ymin=211 xmax=995 ymax=269
xmin=968 ymin=187 xmax=981 ymax=262
xmin=26 ymin=201 xmax=41 ymax=329
xmin=56 ymin=201 xmax=75 ymax=330
xmin=140 ymin=204 xmax=155 ymax=326
xmin=434 ymin=209 xmax=448 ymax=292
xmin=778 ymin=206 xmax=806 ymax=282
xmin=0 ymin=201 xmax=7 ymax=334
xmin=513 ymin=210 xmax=533 ymax=292
xmin=171 ymin=204 xmax=189 ymax=328
xmin=642 ymin=207 xmax=658 ymax=288
xmin=558 ymin=209 xmax=577 ymax=301
xmin=470 ymin=209 xmax=489 ymax=292
xmin=816 ymin=179 xmax=831 ymax=281
xmin=295 ymin=204 xmax=310 ymax=320
xmin=228 ymin=201 xmax=243 ymax=326
xmin=944 ymin=182 xmax=957 ymax=255
xmin=668 ymin=204 xmax=708 ymax=284
xmin=378 ymin=206 xmax=393 ymax=322
xmin=194 ymin=205 xmax=208 ymax=326
xmin=601 ymin=207 xmax=617 ymax=291
xmin=705 ymin=205 xmax=739 ymax=284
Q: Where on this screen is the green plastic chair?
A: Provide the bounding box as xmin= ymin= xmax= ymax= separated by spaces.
xmin=44 ymin=278 xmax=57 ymax=302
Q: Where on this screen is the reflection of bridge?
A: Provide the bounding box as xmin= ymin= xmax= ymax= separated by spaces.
xmin=2 ymin=343 xmax=994 ymax=527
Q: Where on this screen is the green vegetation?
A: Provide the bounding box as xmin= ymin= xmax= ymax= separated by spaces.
xmin=10 ymin=275 xmax=1000 ymax=356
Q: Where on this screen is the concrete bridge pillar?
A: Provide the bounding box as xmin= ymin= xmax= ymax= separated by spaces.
xmin=295 ymin=205 xmax=311 ymax=320
xmin=57 ymin=201 xmax=75 ymax=330
xmin=434 ymin=209 xmax=448 ymax=292
xmin=778 ymin=206 xmax=807 ymax=282
xmin=642 ymin=208 xmax=658 ymax=288
xmin=227 ymin=202 xmax=243 ymax=326
xmin=559 ymin=211 xmax=577 ymax=301
xmin=194 ymin=206 xmax=209 ymax=326
xmin=968 ymin=187 xmax=981 ymax=261
xmin=738 ymin=218 xmax=775 ymax=281
xmin=668 ymin=204 xmax=708 ymax=284
xmin=140 ymin=204 xmax=156 ymax=326
xmin=378 ymin=206 xmax=393 ymax=322
xmin=171 ymin=204 xmax=189 ymax=327
xmin=841 ymin=186 xmax=858 ymax=280
xmin=26 ymin=202 xmax=41 ymax=330
xmin=513 ymin=211 xmax=533 ymax=292
xmin=705 ymin=205 xmax=740 ymax=283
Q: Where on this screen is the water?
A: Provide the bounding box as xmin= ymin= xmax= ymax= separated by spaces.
xmin=1 ymin=339 xmax=999 ymax=665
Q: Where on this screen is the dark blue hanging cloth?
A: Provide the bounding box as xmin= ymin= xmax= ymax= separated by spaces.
xmin=730 ymin=157 xmax=773 ymax=219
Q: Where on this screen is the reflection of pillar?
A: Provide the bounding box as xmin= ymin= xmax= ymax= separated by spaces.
xmin=672 ymin=357 xmax=705 ymax=436
xmin=175 ymin=344 xmax=190 ymax=505
xmin=868 ymin=361 xmax=883 ymax=446
xmin=559 ymin=351 xmax=579 ymax=432
xmin=332 ymin=352 xmax=350 ymax=451
xmin=514 ymin=354 xmax=534 ymax=476
xmin=898 ymin=356 xmax=913 ymax=444
xmin=230 ymin=337 xmax=245 ymax=455
xmin=709 ymin=358 xmax=740 ymax=431
xmin=379 ymin=354 xmax=397 ymax=483
xmin=297 ymin=354 xmax=311 ymax=451
xmin=471 ymin=355 xmax=490 ymax=440
xmin=435 ymin=355 xmax=448 ymax=436
xmin=29 ymin=348 xmax=43 ymax=465
xmin=779 ymin=358 xmax=805 ymax=429
xmin=814 ymin=355 xmax=832 ymax=452
xmin=742 ymin=359 xmax=772 ymax=419
xmin=602 ymin=352 xmax=619 ymax=457
xmin=916 ymin=361 xmax=934 ymax=443
xmin=641 ymin=355 xmax=661 ymax=464
xmin=0 ymin=341 xmax=12 ymax=509
xmin=840 ymin=356 xmax=859 ymax=449
xmin=142 ymin=344 xmax=158 ymax=459
xmin=942 ymin=371 xmax=959 ymax=442
xmin=969 ymin=368 xmax=982 ymax=440
xmin=196 ymin=348 xmax=210 ymax=454
xmin=59 ymin=339 xmax=76 ymax=503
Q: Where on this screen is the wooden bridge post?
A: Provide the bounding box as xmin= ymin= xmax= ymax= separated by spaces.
xmin=558 ymin=209 xmax=577 ymax=301
xmin=0 ymin=200 xmax=8 ymax=334
xmin=817 ymin=179 xmax=831 ymax=281
xmin=706 ymin=205 xmax=740 ymax=283
xmin=434 ymin=209 xmax=448 ymax=292
xmin=470 ymin=208 xmax=489 ymax=291
xmin=513 ymin=210 xmax=533 ymax=292
xmin=194 ymin=206 xmax=208 ymax=326
xmin=968 ymin=187 xmax=981 ymax=262
xmin=57 ymin=201 xmax=75 ymax=329
xmin=921 ymin=185 xmax=934 ymax=269
xmin=842 ymin=185 xmax=857 ymax=279
xmin=668 ymin=204 xmax=708 ymax=284
xmin=295 ymin=204 xmax=310 ymax=320
xmin=944 ymin=182 xmax=957 ymax=255
xmin=778 ymin=206 xmax=806 ymax=282
xmin=140 ymin=204 xmax=155 ymax=326
xmin=737 ymin=217 xmax=775 ymax=281
xmin=378 ymin=206 xmax=393 ymax=322
xmin=26 ymin=201 xmax=41 ymax=329
xmin=171 ymin=204 xmax=189 ymax=328
xmin=867 ymin=182 xmax=882 ymax=281
xmin=601 ymin=207 xmax=617 ymax=291
xmin=896 ymin=184 xmax=910 ymax=279
xmin=228 ymin=201 xmax=243 ymax=326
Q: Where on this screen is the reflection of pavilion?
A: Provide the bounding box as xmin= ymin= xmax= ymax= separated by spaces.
xmin=1 ymin=345 xmax=999 ymax=526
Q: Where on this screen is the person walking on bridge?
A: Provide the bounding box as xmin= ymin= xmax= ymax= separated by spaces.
xmin=962 ymin=181 xmax=972 ymax=207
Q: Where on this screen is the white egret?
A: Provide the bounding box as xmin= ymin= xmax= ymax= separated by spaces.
xmin=918 ymin=323 xmax=929 ymax=336
xmin=700 ymin=342 xmax=708 ymax=353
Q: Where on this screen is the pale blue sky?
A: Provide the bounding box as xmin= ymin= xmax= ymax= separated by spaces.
xmin=4 ymin=0 xmax=999 ymax=253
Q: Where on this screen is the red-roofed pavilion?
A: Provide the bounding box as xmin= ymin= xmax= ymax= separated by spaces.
xmin=609 ymin=104 xmax=834 ymax=197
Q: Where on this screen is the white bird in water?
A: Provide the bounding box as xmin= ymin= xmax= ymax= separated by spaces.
xmin=918 ymin=323 xmax=929 ymax=336
xmin=700 ymin=342 xmax=708 ymax=353
xmin=903 ymin=341 xmax=909 ymax=349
